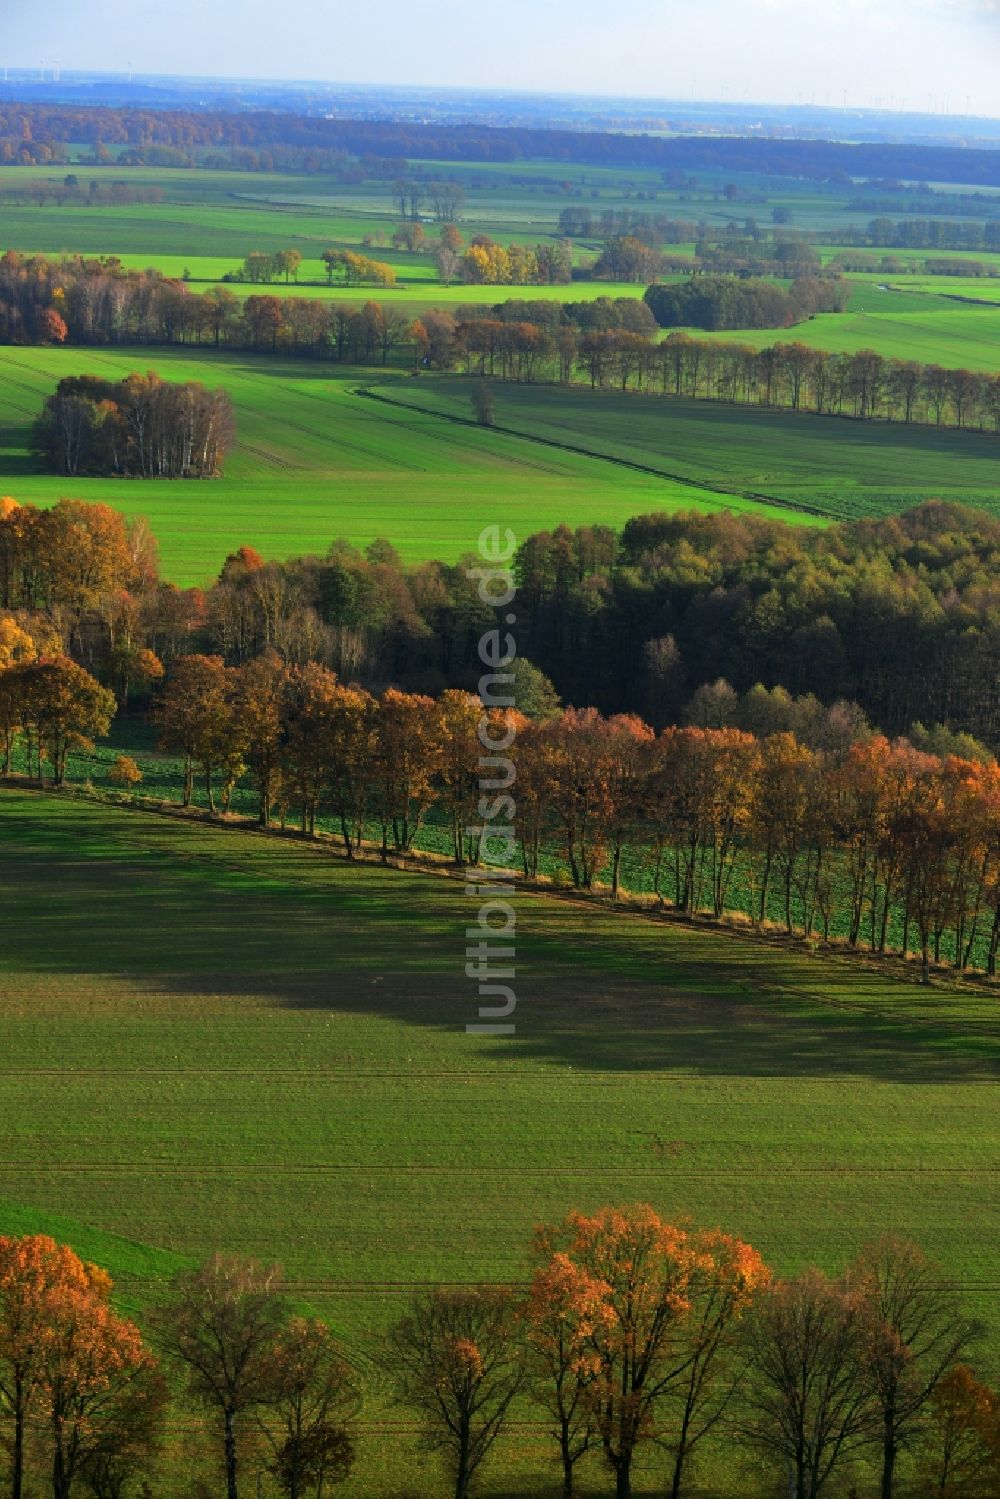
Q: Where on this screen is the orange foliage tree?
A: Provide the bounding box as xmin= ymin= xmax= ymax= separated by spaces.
xmin=919 ymin=1364 xmax=1000 ymax=1496
xmin=0 ymin=1235 xmax=160 ymax=1499
xmin=530 ymin=1204 xmax=754 ymax=1499
xmin=259 ymin=1318 xmax=359 ymax=1499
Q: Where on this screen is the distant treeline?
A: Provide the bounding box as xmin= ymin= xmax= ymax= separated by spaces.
xmin=0 ymin=176 xmax=165 ymax=206
xmin=6 ymin=104 xmax=1000 ymax=185
xmin=834 ymin=217 xmax=1000 ymax=252
xmin=33 ymin=372 xmax=235 ymax=478
xmin=442 ymin=314 xmax=1000 ymax=436
xmin=2 ymin=254 xmax=998 ymax=438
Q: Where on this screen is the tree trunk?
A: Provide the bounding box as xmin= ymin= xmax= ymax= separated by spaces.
xmin=454 ymin=1418 xmax=471 ymax=1499
xmin=12 ymin=1386 xmax=23 ymax=1499
xmin=560 ymin=1429 xmax=574 ymax=1499
xmin=224 ymin=1407 xmax=239 ymax=1499
xmin=51 ymin=1417 xmax=70 ymax=1499
xmin=881 ymin=1419 xmax=897 ymax=1499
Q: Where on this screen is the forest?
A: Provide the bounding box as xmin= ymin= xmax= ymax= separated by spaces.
xmin=643 ymin=275 xmax=848 ymax=330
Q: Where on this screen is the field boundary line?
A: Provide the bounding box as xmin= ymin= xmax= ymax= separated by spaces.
xmin=354 ymin=382 xmax=846 ymax=520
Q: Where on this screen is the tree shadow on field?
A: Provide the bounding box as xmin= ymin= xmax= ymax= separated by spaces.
xmin=1 ymin=794 xmax=996 ymax=1084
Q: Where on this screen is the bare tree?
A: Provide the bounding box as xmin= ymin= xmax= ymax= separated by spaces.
xmin=471 ymin=383 xmax=495 ymax=427
xmin=850 ymin=1236 xmax=981 ymax=1499
xmin=429 ymin=181 xmax=466 ymax=223
xmin=738 ymin=1268 xmax=877 ymax=1499
xmin=386 ymin=1288 xmax=524 ymax=1499
xmin=159 ymin=1255 xmax=286 ymax=1499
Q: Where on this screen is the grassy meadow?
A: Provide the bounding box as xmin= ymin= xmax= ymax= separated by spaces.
xmin=0 ymin=787 xmax=996 ymax=1496
xmin=0 ymin=345 xmax=805 ymax=585
xmin=379 ymin=377 xmax=1000 ymax=521
xmin=7 ymin=339 xmax=1000 ymax=586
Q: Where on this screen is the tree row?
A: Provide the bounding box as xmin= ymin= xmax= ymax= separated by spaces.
xmin=0 ymin=1220 xmax=992 ymax=1499
xmin=8 ymin=625 xmax=1000 ymax=977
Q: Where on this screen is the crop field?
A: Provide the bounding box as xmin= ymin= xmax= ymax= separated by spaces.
xmin=0 ymin=788 xmax=996 ymax=1496
xmin=384 ymin=377 xmax=1000 ymax=521
xmin=677 ymin=300 xmax=1000 ymax=371
xmin=0 ymin=345 xmax=808 ymax=585
xmin=0 ymin=158 xmax=876 ymax=249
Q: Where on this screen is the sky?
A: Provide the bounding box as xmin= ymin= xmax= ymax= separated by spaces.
xmin=2 ymin=0 xmax=1000 ymax=116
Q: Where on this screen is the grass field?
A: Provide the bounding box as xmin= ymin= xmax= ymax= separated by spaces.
xmin=6 ymin=339 xmax=1000 ymax=585
xmin=0 ymin=346 xmax=808 ymax=585
xmin=0 ymin=787 xmax=996 ymax=1496
xmin=677 ymin=301 xmax=1000 ymax=372
xmin=382 ymin=377 xmax=1000 ymax=521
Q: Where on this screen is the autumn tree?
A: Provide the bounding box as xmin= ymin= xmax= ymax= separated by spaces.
xmin=918 ymin=1364 xmax=1000 ymax=1496
xmin=41 ymin=1280 xmax=159 ymax=1499
xmin=533 ymin=1205 xmax=701 ymax=1499
xmin=387 ymin=1288 xmax=524 ymax=1499
xmin=0 ymin=616 xmax=36 ymax=672
xmin=154 ymin=654 xmax=235 ymax=808
xmin=259 ymin=1318 xmax=359 ymax=1499
xmin=319 ymin=682 xmax=376 ymax=858
xmin=282 ymin=661 xmax=342 ymax=834
xmin=850 ymin=1236 xmax=981 ymax=1499
xmin=370 ymin=689 xmax=442 ymax=857
xmin=273 ymin=249 xmax=302 ymax=284
xmin=0 ymin=1236 xmax=98 ymax=1499
xmin=603 ymin=714 xmax=655 ymax=898
xmin=24 ymin=656 xmax=115 ymax=785
xmin=471 ymin=383 xmax=495 ymax=427
xmin=108 ymin=754 xmax=142 ymax=790
xmin=160 ymin=1255 xmax=286 ymax=1499
xmin=525 ymin=1251 xmax=607 ymax=1498
xmin=234 ymin=650 xmax=289 ymax=826
xmin=662 ymin=1229 xmax=768 ymax=1499
xmin=534 ymin=709 xmax=616 ymax=889
xmin=436 ymin=689 xmax=485 ymax=863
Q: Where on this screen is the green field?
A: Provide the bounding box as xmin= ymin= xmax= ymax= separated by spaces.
xmin=8 ymin=337 xmax=1000 ymax=585
xmin=0 ymin=788 xmax=996 ymax=1496
xmin=384 ymin=377 xmax=1000 ymax=521
xmin=676 ymin=301 xmax=1000 ymax=372
xmin=0 ymin=346 xmax=806 ymax=585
